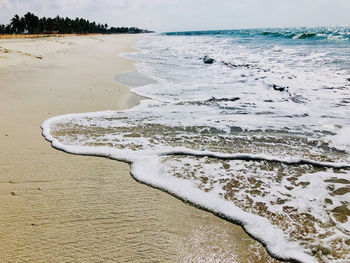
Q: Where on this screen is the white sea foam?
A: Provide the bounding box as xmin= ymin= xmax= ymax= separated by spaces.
xmin=42 ymin=106 xmax=349 ymax=263
xmin=42 ymin=112 xmax=318 ymax=263
xmin=327 ymin=126 xmax=350 ymax=152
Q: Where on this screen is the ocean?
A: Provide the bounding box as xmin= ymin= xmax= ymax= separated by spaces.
xmin=43 ymin=27 xmax=350 ymax=263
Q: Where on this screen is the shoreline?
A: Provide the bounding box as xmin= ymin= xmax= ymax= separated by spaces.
xmin=0 ymin=33 xmax=102 ymax=39
xmin=0 ymin=34 xmax=280 ymax=262
xmin=0 ymin=33 xmax=151 ymax=40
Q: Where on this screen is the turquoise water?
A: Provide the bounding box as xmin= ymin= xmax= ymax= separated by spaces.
xmin=165 ymin=27 xmax=350 ymax=42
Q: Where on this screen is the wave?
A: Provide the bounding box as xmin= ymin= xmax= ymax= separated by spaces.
xmin=164 ymin=27 xmax=350 ymax=42
xmin=293 ymin=32 xmax=317 ymax=39
xmin=42 ymin=111 xmax=321 ymax=263
xmin=262 ymin=31 xmax=318 ymax=40
xmin=42 ymin=105 xmax=350 ymax=263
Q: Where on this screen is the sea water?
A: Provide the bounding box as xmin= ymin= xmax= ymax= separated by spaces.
xmin=43 ymin=27 xmax=350 ymax=262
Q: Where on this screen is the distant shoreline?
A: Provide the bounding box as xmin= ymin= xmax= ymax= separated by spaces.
xmin=0 ymin=32 xmax=152 ymax=39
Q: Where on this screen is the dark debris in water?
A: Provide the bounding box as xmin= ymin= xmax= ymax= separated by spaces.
xmin=221 ymin=61 xmax=270 ymax=73
xmin=207 ymin=97 xmax=240 ymax=102
xmin=272 ymin=84 xmax=288 ymax=92
xmin=203 ymin=55 xmax=215 ymax=64
xmin=221 ymin=61 xmax=255 ymax=69
xmin=340 ymin=99 xmax=350 ymax=104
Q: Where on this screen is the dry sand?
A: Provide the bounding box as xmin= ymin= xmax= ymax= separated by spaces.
xmin=0 ymin=34 xmax=280 ymax=262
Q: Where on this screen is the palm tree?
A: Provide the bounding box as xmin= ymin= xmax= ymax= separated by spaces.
xmin=10 ymin=14 xmax=24 ymax=33
xmin=0 ymin=24 xmax=5 ymax=34
xmin=24 ymin=12 xmax=39 ymax=33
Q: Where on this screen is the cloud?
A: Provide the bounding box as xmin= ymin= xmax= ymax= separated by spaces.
xmin=1 ymin=0 xmax=178 ymax=13
xmin=0 ymin=0 xmax=11 ymax=9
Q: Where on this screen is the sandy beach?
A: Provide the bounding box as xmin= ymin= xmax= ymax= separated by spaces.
xmin=0 ymin=34 xmax=279 ymax=262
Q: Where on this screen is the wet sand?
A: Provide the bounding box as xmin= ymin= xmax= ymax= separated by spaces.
xmin=0 ymin=34 xmax=280 ymax=262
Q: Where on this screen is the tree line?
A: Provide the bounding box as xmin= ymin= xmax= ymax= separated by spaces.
xmin=0 ymin=12 xmax=151 ymax=34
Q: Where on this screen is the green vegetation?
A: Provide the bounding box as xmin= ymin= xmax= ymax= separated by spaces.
xmin=0 ymin=12 xmax=151 ymax=34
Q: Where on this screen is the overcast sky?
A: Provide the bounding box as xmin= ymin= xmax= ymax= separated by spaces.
xmin=0 ymin=0 xmax=349 ymax=32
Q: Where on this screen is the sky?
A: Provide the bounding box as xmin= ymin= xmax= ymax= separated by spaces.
xmin=0 ymin=0 xmax=349 ymax=32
